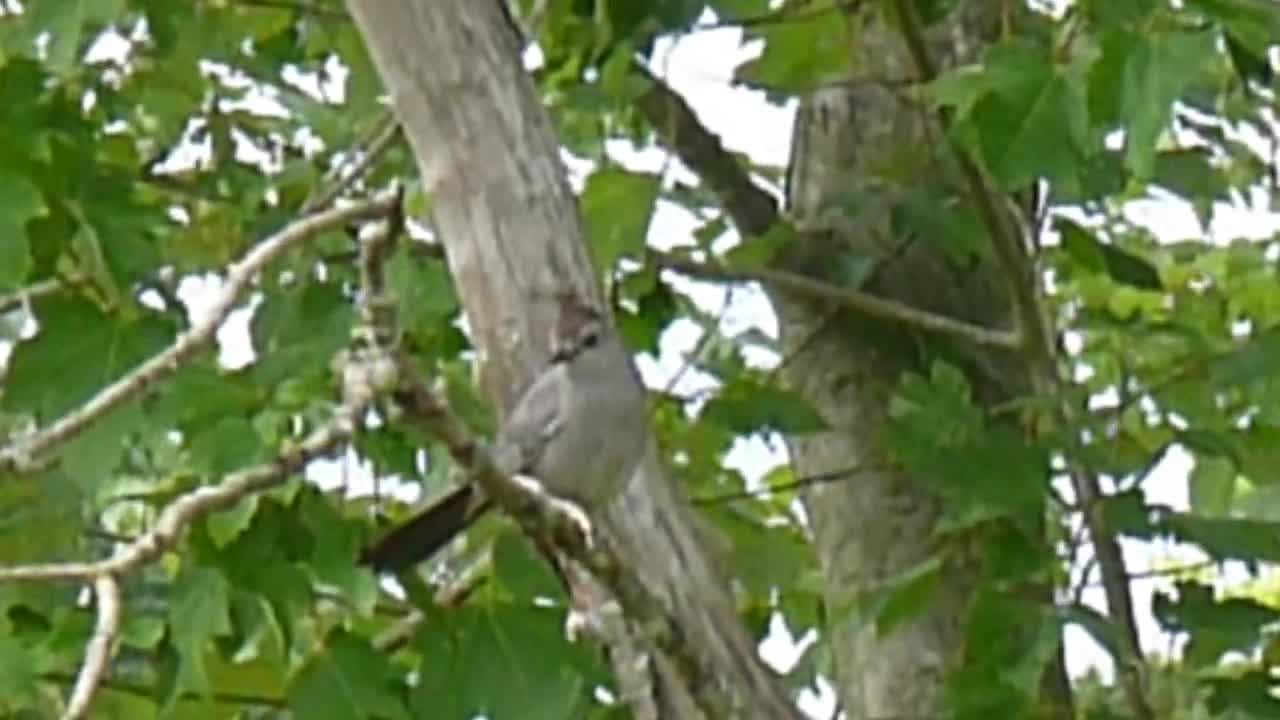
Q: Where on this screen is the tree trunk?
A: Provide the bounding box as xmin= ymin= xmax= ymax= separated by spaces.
xmin=777 ymin=3 xmax=1071 ymax=717
xmin=344 ymin=1 xmax=801 ymax=717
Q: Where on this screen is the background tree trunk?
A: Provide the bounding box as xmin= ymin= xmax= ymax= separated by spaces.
xmin=776 ymin=4 xmax=1071 ymax=717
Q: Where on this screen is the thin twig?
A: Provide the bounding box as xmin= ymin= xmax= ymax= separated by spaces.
xmin=373 ymin=557 xmax=490 ymax=653
xmin=691 ymin=464 xmax=880 ymax=506
xmin=0 ymin=191 xmax=397 ymax=474
xmin=692 ymin=0 xmax=861 ymax=32
xmin=42 ymin=672 xmax=287 ymax=708
xmin=654 ymin=250 xmax=1021 ymax=349
xmin=62 ymin=574 xmax=120 ymax=720
xmin=0 ymin=276 xmax=69 ymax=315
xmin=301 ymin=114 xmax=401 ymax=214
xmin=231 ymin=0 xmax=349 ymax=19
xmin=661 ymin=287 xmax=732 ymax=397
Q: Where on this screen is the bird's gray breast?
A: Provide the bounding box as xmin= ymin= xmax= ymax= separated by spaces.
xmin=533 ymin=347 xmax=647 ymax=507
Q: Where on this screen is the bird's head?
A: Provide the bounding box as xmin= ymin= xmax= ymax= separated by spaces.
xmin=550 ymin=293 xmax=605 ymax=364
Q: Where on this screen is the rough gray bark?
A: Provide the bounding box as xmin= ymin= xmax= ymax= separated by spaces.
xmin=777 ymin=4 xmax=1070 ymax=717
xmin=344 ymin=1 xmax=801 ymax=717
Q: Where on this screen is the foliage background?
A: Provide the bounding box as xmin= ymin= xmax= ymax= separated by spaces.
xmin=1 ymin=0 xmax=1280 ymax=718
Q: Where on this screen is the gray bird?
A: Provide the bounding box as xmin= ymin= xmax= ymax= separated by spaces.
xmin=360 ymin=294 xmax=648 ymax=572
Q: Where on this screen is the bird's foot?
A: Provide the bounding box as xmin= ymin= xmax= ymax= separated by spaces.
xmin=511 ymin=474 xmax=595 ymax=551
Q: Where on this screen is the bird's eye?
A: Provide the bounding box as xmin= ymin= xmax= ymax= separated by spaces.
xmin=581 ymin=330 xmax=599 ymax=348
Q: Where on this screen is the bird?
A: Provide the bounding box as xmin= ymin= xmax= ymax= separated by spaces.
xmin=359 ymin=293 xmax=649 ymax=572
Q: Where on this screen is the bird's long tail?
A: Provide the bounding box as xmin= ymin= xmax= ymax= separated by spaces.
xmin=358 ymin=485 xmax=489 ymax=572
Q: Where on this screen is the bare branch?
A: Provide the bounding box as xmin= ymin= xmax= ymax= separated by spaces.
xmin=43 ymin=672 xmax=286 ymax=708
xmin=0 ymin=276 xmax=76 ymax=316
xmin=302 ymin=113 xmax=402 ymax=214
xmin=372 ymin=556 xmax=490 ymax=653
xmin=0 ymin=191 xmax=398 ymax=474
xmin=692 ymin=0 xmax=862 ymax=33
xmin=62 ymin=574 xmax=120 ymax=720
xmin=654 ymin=250 xmax=1021 ymax=349
xmin=691 ymin=464 xmax=886 ymax=506
xmin=0 ymin=412 xmax=356 ymax=583
xmin=232 ymin=0 xmax=349 ymax=19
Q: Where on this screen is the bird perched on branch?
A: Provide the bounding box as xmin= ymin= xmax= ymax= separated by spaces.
xmin=360 ymin=293 xmax=648 ymax=572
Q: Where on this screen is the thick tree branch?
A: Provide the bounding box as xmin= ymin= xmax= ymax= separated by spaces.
xmin=62 ymin=574 xmax=120 ymax=720
xmin=634 ymin=64 xmax=780 ymax=237
xmin=0 ymin=191 xmax=398 ymax=475
xmin=892 ymin=3 xmax=1151 ymax=719
xmin=655 ymin=249 xmax=1021 ymax=349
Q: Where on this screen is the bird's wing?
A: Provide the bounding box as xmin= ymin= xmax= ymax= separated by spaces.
xmin=495 ymin=365 xmax=564 ymax=474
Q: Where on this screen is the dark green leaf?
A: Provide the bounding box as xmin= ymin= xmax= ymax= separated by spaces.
xmin=1055 ymin=219 xmax=1162 ymax=289
xmin=492 ymin=530 xmax=565 ymax=602
xmin=581 ymin=168 xmax=659 ymax=272
xmin=2 ymin=297 xmax=175 ymax=420
xmin=411 ymin=604 xmax=602 ymax=720
xmin=168 ymin=567 xmax=233 ymax=696
xmin=0 ymin=171 xmax=42 ymax=292
xmin=1208 ymin=326 xmax=1280 ymax=387
xmin=288 ymin=630 xmax=408 ymax=720
xmin=702 ymin=377 xmax=827 ymax=435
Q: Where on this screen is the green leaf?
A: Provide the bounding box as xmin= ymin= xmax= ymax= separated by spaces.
xmin=702 ymin=377 xmax=827 ymax=435
xmin=168 ymin=567 xmax=233 ymax=697
xmin=388 ymin=246 xmax=458 ymax=339
xmin=580 ymin=167 xmax=659 ymax=272
xmin=1205 ymin=670 xmax=1280 ymax=717
xmin=721 ymin=221 xmax=794 ymax=269
xmin=0 ymin=635 xmax=41 ymax=709
xmin=411 ymin=604 xmax=601 ymax=720
xmin=1055 ymin=219 xmax=1162 ymax=290
xmin=187 ymin=416 xmax=263 ymax=477
xmin=0 ymin=171 xmax=42 ymax=292
xmin=1165 ymin=513 xmax=1280 ymax=564
xmin=703 ymin=505 xmax=813 ymax=599
xmin=1186 ymin=0 xmax=1280 ymax=56
xmin=970 ymin=42 xmax=1086 ymax=189
xmin=295 ymin=489 xmax=378 ymax=615
xmin=868 ymin=555 xmax=945 ymax=637
xmin=207 ymin=496 xmax=259 ymax=548
xmin=1153 ymin=581 xmax=1280 ymax=668
xmin=892 ymin=188 xmax=988 ymax=265
xmin=288 ymin=630 xmax=408 ymax=720
xmin=732 ymin=11 xmax=848 ymax=97
xmin=1188 ymin=455 xmax=1237 ymax=517
xmin=2 ymin=297 xmax=175 ymax=420
xmin=1208 ymin=326 xmax=1280 ymax=387
xmin=491 ymin=530 xmax=565 ymax=602
xmin=1121 ymin=30 xmax=1217 ymax=178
